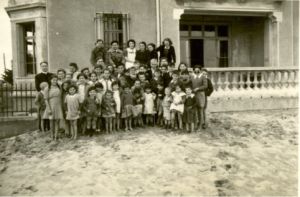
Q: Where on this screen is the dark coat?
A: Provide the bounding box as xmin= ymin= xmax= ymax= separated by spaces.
xmin=136 ymin=50 xmax=150 ymax=65
xmin=156 ymin=45 xmax=176 ymax=64
xmin=90 ymin=46 xmax=107 ymax=66
xmin=35 ymin=72 xmax=53 ymax=91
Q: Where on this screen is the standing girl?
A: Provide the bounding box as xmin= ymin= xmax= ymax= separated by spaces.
xmin=43 ymin=74 xmax=64 ymax=140
xmin=183 ymin=87 xmax=197 ymax=133
xmin=57 ymin=69 xmax=66 ymax=87
xmin=170 ymin=84 xmax=186 ymax=130
xmin=143 ymin=85 xmax=156 ymax=126
xmin=121 ymin=85 xmax=134 ymax=131
xmin=65 ymin=84 xmax=81 ymax=139
xmin=162 ymin=87 xmax=173 ymax=129
xmin=101 ymin=90 xmax=116 ymax=134
xmin=61 ymin=80 xmax=71 ymax=136
xmin=82 ymin=86 xmax=100 ymax=136
xmin=112 ymin=81 xmax=121 ymax=131
xmin=147 ymin=43 xmax=158 ymax=64
xmin=156 ymin=38 xmax=176 ymax=64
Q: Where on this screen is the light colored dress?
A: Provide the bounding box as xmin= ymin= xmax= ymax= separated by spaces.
xmin=43 ymin=86 xmax=64 ymax=120
xmin=113 ymin=90 xmax=121 ymax=114
xmin=170 ymin=91 xmax=186 ymax=113
xmin=162 ymin=95 xmax=172 ymax=121
xmin=65 ymin=94 xmax=81 ymax=120
xmin=143 ymin=93 xmax=156 ymax=114
xmin=125 ymin=47 xmax=136 ymax=69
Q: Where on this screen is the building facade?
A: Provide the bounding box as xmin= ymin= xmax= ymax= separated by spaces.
xmin=5 ymin=0 xmax=299 ymax=111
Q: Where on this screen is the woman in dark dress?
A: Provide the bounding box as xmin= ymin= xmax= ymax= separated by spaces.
xmin=156 ymin=38 xmax=176 ymax=65
xmin=147 ymin=43 xmax=158 ymax=64
xmin=136 ymin=41 xmax=150 ymax=66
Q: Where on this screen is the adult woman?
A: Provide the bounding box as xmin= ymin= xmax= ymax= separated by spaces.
xmin=178 ymin=62 xmax=188 ymax=75
xmin=147 ymin=43 xmax=158 ymax=64
xmin=124 ymin=39 xmax=137 ymax=69
xmin=156 ymin=38 xmax=176 ymax=65
xmin=57 ymin=68 xmax=66 ymax=87
xmin=136 ymin=41 xmax=150 ymax=66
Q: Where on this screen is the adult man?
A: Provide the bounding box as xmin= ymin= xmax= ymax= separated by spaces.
xmin=147 ymin=58 xmax=159 ymax=80
xmin=191 ymin=65 xmax=208 ymax=130
xmin=34 ymin=61 xmax=53 ymax=131
xmin=107 ymin=40 xmax=125 ymax=67
xmin=35 ymin=61 xmax=53 ymax=91
xmin=90 ymin=39 xmax=107 ymax=66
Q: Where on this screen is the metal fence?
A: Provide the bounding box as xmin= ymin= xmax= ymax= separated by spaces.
xmin=0 ymin=83 xmax=36 ymax=118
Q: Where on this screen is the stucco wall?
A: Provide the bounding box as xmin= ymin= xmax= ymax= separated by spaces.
xmin=47 ymin=0 xmax=156 ymax=72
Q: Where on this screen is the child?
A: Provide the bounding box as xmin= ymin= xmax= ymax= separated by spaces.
xmin=170 ymin=84 xmax=186 ymax=130
xmin=35 ymin=82 xmax=48 ymax=132
xmin=150 ymin=69 xmax=163 ymax=93
xmin=162 ymin=87 xmax=172 ymax=129
xmin=132 ymin=86 xmax=144 ymax=127
xmin=61 ymin=80 xmax=71 ymax=136
xmin=81 ymin=67 xmax=90 ymax=78
xmin=101 ymin=90 xmax=116 ymax=134
xmin=112 ymin=81 xmax=121 ymax=131
xmin=95 ymin=82 xmax=105 ymax=132
xmin=183 ymin=86 xmax=197 ymax=133
xmin=82 ymin=86 xmax=100 ymax=137
xmin=137 ymin=72 xmax=150 ymax=89
xmin=69 ymin=62 xmax=81 ymax=81
xmin=93 ymin=65 xmax=103 ymax=80
xmin=169 ymin=70 xmax=180 ymax=92
xmin=43 ymin=74 xmax=64 ymax=140
xmin=156 ymin=82 xmax=165 ymax=126
xmin=143 ymin=85 xmax=156 ymax=126
xmin=65 ymin=84 xmax=81 ymax=140
xmin=77 ymin=73 xmax=89 ymax=134
xmin=99 ymin=69 xmax=113 ymax=92
xmin=88 ymin=72 xmax=98 ymax=86
xmin=121 ymin=85 xmax=134 ymax=131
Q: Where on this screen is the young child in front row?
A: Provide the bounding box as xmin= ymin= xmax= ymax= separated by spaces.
xmin=170 ymin=84 xmax=186 ymax=130
xmin=65 ymin=84 xmax=81 ymax=140
xmin=156 ymin=82 xmax=165 ymax=126
xmin=132 ymin=86 xmax=144 ymax=128
xmin=121 ymin=85 xmax=134 ymax=131
xmin=112 ymin=81 xmax=121 ymax=131
xmin=162 ymin=87 xmax=173 ymax=129
xmin=183 ymin=86 xmax=197 ymax=133
xmin=95 ymin=82 xmax=105 ymax=132
xmin=101 ymin=90 xmax=116 ymax=134
xmin=82 ymin=86 xmax=100 ymax=137
xmin=35 ymin=82 xmax=48 ymax=132
xmin=143 ymin=84 xmax=156 ymax=126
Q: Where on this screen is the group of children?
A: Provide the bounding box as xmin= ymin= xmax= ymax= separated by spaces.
xmin=35 ymin=39 xmax=211 ymax=141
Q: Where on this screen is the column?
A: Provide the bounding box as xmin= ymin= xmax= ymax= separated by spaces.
xmin=268 ymin=12 xmax=282 ymax=68
xmin=173 ymin=9 xmax=184 ymax=64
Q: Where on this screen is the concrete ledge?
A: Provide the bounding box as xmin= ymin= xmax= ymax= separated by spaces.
xmin=208 ymin=97 xmax=298 ymax=112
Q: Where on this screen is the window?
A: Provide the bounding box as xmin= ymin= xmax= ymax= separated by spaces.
xmin=219 ymin=40 xmax=228 ymax=67
xmin=96 ymin=13 xmax=130 ymax=49
xmin=20 ymin=22 xmax=37 ymax=75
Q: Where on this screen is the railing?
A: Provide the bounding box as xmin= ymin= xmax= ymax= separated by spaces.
xmin=207 ymin=67 xmax=299 ymax=99
xmin=0 ymin=83 xmax=36 ymax=118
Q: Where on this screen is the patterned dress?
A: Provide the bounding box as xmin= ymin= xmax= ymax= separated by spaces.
xmin=43 ymin=86 xmax=64 ymax=120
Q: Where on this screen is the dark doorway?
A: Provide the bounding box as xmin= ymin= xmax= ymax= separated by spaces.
xmin=190 ymin=39 xmax=204 ymax=67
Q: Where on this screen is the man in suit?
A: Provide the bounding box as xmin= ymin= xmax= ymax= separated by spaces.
xmin=35 ymin=61 xmax=53 ymax=91
xmin=146 ymin=58 xmax=159 ymax=80
xmin=191 ymin=65 xmax=208 ymax=130
xmin=35 ymin=61 xmax=53 ymax=131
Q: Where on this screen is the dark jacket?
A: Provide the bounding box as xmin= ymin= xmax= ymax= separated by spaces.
xmin=90 ymin=46 xmax=107 ymax=66
xmin=136 ymin=50 xmax=150 ymax=65
xmin=35 ymin=72 xmax=53 ymax=91
xmin=156 ymin=45 xmax=176 ymax=64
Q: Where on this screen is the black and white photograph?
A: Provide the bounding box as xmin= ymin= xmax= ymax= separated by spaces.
xmin=0 ymin=0 xmax=298 ymax=196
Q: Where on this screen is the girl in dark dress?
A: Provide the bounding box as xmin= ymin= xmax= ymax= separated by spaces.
xmin=183 ymin=86 xmax=197 ymax=133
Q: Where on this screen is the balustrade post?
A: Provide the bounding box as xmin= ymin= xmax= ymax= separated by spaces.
xmin=246 ymin=71 xmax=251 ymax=90
xmin=224 ymin=71 xmax=230 ymax=91
xmin=217 ymin=72 xmax=222 ymax=91
xmin=231 ymin=71 xmax=238 ymax=91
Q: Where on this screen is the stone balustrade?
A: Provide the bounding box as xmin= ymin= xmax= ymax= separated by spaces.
xmin=207 ymin=67 xmax=299 ymax=100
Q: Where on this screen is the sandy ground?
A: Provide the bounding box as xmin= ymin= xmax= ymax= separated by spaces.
xmin=0 ymin=110 xmax=298 ymax=196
